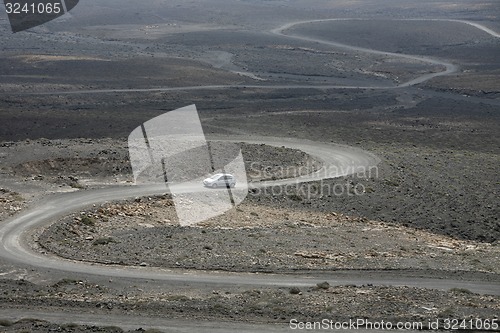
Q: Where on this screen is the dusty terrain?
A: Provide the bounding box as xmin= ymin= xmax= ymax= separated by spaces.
xmin=2 ymin=139 xmax=321 ymax=187
xmin=0 ymin=0 xmax=499 ymax=331
xmin=38 ymin=197 xmax=500 ymax=273
xmin=1 ymin=278 xmax=499 ymax=329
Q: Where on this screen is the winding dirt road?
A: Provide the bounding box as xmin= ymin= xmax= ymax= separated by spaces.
xmin=1 ymin=19 xmax=499 ymax=331
xmin=0 ymin=135 xmax=498 ymax=295
xmin=0 ymin=135 xmax=499 ymax=332
xmin=0 ymin=136 xmax=381 ymax=273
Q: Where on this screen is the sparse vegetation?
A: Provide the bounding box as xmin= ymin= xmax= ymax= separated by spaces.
xmin=288 ymin=193 xmax=303 ymax=201
xmin=0 ymin=319 xmax=13 ymax=327
xmin=449 ymin=287 xmax=473 ymax=294
xmin=69 ymin=181 xmax=85 ymax=189
xmin=316 ymin=281 xmax=330 ymax=290
xmin=102 ymin=326 xmax=124 ymax=332
xmin=93 ymin=237 xmax=117 ymax=246
xmin=12 ymin=194 xmax=24 ymax=202
xmin=166 ymin=295 xmax=190 ymax=302
xmin=81 ymin=215 xmax=96 ymax=226
xmin=61 ymin=323 xmax=79 ymax=329
xmin=52 ymin=278 xmax=78 ymax=287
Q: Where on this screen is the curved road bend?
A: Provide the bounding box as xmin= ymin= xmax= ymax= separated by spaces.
xmin=271 ymin=18 xmax=498 ymax=87
xmin=1 ymin=135 xmax=379 ymax=272
xmin=270 ymin=19 xmax=457 ymax=87
xmin=0 ymin=135 xmax=499 ymax=296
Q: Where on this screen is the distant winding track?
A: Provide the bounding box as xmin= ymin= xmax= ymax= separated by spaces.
xmin=271 ymin=18 xmax=459 ymax=88
xmin=16 ymin=18 xmax=500 ymax=96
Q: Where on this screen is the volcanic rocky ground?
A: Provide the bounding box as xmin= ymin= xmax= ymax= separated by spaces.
xmin=0 ymin=0 xmax=499 ymax=331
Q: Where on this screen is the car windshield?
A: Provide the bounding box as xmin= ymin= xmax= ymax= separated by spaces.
xmin=210 ymin=174 xmax=222 ymax=179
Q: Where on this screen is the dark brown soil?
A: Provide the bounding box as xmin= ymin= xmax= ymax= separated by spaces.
xmin=1 ymin=0 xmax=499 ymax=330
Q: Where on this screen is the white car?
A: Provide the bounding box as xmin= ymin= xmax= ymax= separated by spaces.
xmin=203 ymin=173 xmax=236 ymax=188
